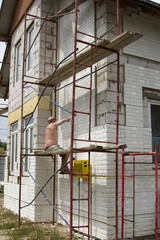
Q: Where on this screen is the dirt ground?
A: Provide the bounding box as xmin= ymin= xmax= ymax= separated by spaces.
xmin=0 ymin=193 xmax=83 ymax=240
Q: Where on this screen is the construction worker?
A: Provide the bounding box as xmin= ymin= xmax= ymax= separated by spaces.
xmin=44 ymin=116 xmax=70 ymax=174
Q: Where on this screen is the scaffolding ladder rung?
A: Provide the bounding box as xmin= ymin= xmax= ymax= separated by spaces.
xmin=75 ymin=84 xmax=91 ymax=90
xmin=124 ymin=196 xmax=134 ymax=199
xmin=74 ymin=110 xmax=90 ymax=115
xmin=124 ymin=218 xmax=133 ymax=223
xmin=73 ymin=225 xmax=89 ymax=229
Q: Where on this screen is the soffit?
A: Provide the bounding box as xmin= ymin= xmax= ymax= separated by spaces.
xmin=0 ymin=0 xmax=17 ymax=41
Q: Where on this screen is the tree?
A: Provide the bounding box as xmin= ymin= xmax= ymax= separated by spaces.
xmin=0 ymin=141 xmax=7 ymax=150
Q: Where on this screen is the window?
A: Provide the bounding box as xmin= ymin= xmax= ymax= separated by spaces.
xmin=10 ymin=122 xmax=18 ymax=172
xmin=15 ymin=40 xmax=21 ymax=82
xmin=27 ymin=24 xmax=34 ymax=71
xmin=24 ymin=115 xmax=34 ymax=172
xmin=151 ymin=104 xmax=160 ymax=162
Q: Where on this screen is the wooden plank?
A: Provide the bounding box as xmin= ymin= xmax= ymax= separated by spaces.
xmin=34 ymin=143 xmax=127 ymax=156
xmin=40 ymin=31 xmax=142 ymax=86
xmin=103 ymin=144 xmax=127 ymax=150
xmin=41 ymin=39 xmax=110 ymax=85
xmin=34 ymin=149 xmax=69 ymax=156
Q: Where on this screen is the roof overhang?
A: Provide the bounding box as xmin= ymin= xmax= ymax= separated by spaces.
xmin=0 ymin=0 xmax=17 ymax=42
xmin=120 ymin=0 xmax=160 ymax=15
xmin=0 ymin=42 xmax=10 ymax=100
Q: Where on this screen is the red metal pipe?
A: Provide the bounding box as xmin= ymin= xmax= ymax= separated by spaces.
xmin=70 ymin=0 xmax=78 ymax=239
xmin=77 ymin=39 xmax=118 ymax=54
xmin=75 ymin=85 xmax=91 ymax=90
xmin=115 ymin=53 xmax=120 ymax=240
xmin=55 ymin=21 xmax=58 ymax=68
xmin=123 ymin=152 xmax=155 ymax=156
xmin=133 ymin=156 xmax=135 ymax=239
xmin=116 ymin=1 xmax=119 ymax=236
xmin=44 ymin=20 xmax=47 ymax=77
xmin=89 ymin=46 xmax=93 ymax=141
xmin=19 ymin=11 xmax=27 ymax=228
xmin=88 ymin=152 xmax=91 ymax=239
xmin=52 ymin=156 xmax=56 ymax=224
xmin=117 ymin=0 xmax=119 ymax=36
xmin=74 ymin=110 xmax=90 ymax=115
xmin=121 ymin=149 xmax=124 ymax=239
xmin=27 ymin=12 xmax=76 ymax=20
xmin=155 ymin=145 xmax=158 ymax=240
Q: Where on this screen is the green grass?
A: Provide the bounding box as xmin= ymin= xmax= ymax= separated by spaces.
xmin=0 ymin=193 xmax=82 ymax=240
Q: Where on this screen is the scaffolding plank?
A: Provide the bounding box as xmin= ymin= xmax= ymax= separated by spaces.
xmin=40 ymin=31 xmax=142 ymax=86
xmin=33 ymin=143 xmax=127 ymax=156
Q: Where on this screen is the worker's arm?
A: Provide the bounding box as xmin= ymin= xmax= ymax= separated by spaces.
xmin=55 ymin=118 xmax=70 ymax=126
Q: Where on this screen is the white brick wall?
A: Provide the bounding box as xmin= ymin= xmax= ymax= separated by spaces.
xmin=123 ymin=13 xmax=160 ymax=62
xmin=4 ymin=0 xmax=160 ymax=239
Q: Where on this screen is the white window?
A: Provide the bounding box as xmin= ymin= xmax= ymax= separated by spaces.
xmin=10 ymin=122 xmax=18 ymax=172
xmin=24 ymin=115 xmax=34 ymax=172
xmin=27 ymin=24 xmax=34 ymax=71
xmin=15 ymin=40 xmax=21 ymax=83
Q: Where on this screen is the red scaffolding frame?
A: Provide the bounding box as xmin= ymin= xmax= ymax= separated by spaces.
xmin=19 ymin=10 xmax=58 ymax=227
xmin=121 ymin=147 xmax=158 ymax=240
xmin=16 ymin=1 xmax=146 ymax=240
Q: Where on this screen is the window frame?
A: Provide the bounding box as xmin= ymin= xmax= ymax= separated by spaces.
xmin=27 ymin=23 xmax=34 ymax=72
xmin=15 ymin=40 xmax=22 ymax=83
xmin=10 ymin=122 xmax=18 ymax=173
xmin=23 ymin=115 xmax=34 ymax=173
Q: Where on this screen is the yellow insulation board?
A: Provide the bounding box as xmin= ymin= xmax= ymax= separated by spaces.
xmin=8 ymin=95 xmax=50 ymax=125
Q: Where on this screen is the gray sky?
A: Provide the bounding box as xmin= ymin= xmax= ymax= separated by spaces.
xmin=0 ymin=0 xmax=160 ymax=142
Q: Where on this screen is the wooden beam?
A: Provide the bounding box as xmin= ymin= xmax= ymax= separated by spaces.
xmin=34 ymin=143 xmax=127 ymax=156
xmin=40 ymin=31 xmax=142 ymax=86
xmin=0 ymin=107 xmax=8 ymax=115
xmin=0 ymin=33 xmax=10 ymax=42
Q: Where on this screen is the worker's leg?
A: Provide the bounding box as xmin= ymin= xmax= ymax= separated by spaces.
xmin=60 ymin=152 xmax=70 ymax=174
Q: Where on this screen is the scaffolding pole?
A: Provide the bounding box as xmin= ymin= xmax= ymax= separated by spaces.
xmin=121 ymin=148 xmax=158 ymax=240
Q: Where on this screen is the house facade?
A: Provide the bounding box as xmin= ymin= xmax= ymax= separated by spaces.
xmin=0 ymin=0 xmax=160 ymax=239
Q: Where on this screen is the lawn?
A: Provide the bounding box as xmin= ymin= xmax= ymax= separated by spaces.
xmin=0 ymin=193 xmax=81 ymax=240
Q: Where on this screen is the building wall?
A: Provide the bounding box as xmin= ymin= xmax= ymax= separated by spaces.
xmin=4 ymin=0 xmax=160 ymax=239
xmin=10 ymin=0 xmax=34 ymax=35
xmin=4 ymin=0 xmax=54 ymax=222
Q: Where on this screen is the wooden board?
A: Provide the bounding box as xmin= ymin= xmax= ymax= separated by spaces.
xmin=33 ymin=143 xmax=127 ymax=156
xmin=40 ymin=31 xmax=142 ymax=86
